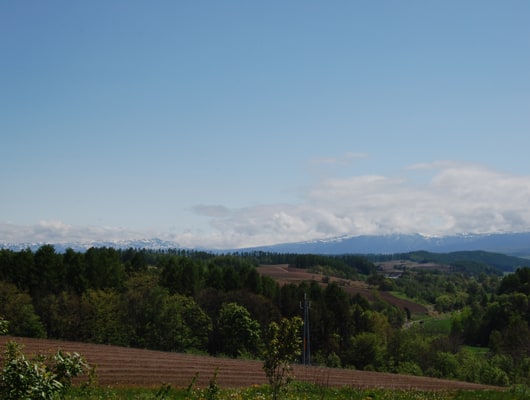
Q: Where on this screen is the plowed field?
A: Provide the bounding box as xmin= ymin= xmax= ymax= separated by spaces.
xmin=0 ymin=336 xmax=500 ymax=391
xmin=257 ymin=265 xmax=428 ymax=314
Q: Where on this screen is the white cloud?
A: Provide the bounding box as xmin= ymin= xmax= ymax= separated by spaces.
xmin=4 ymin=160 xmax=530 ymax=249
xmin=0 ymin=220 xmax=148 ymax=246
xmin=181 ymin=161 xmax=530 ymax=248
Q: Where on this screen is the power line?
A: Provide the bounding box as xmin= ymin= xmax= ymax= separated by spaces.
xmin=300 ymin=292 xmax=311 ymax=365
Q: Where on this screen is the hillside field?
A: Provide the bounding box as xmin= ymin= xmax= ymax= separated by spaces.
xmin=257 ymin=264 xmax=428 ymax=314
xmin=0 ymin=336 xmax=501 ymax=392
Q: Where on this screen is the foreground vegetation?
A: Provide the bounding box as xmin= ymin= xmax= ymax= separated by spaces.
xmin=64 ymin=383 xmax=528 ymax=400
xmin=0 ymin=246 xmax=528 ymax=387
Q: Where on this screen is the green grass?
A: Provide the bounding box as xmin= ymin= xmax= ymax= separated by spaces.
xmin=390 ymin=290 xmax=421 ymax=303
xmin=420 ymin=316 xmax=452 ymax=335
xmin=64 ymin=383 xmax=529 ymax=400
xmin=462 ymin=345 xmax=489 ymax=356
xmin=389 ymin=290 xmax=432 ymax=308
xmin=405 ymin=314 xmax=453 ymax=336
xmin=390 ymin=290 xmax=413 ymax=299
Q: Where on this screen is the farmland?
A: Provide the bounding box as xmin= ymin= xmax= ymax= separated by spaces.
xmin=0 ymin=336 xmax=501 ymax=392
xmin=1 ymin=247 xmax=528 ymax=391
xmin=257 ymin=264 xmax=428 ymax=314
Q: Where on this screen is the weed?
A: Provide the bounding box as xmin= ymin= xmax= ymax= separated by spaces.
xmin=155 ymin=383 xmax=172 ymax=399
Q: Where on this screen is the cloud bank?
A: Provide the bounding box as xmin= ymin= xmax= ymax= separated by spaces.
xmin=3 ymin=161 xmax=530 ymax=249
xmin=183 ymin=161 xmax=530 ymax=248
xmin=0 ymin=221 xmax=148 ymax=247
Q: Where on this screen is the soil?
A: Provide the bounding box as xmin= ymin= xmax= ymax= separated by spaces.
xmin=0 ymin=336 xmax=500 ymax=391
xmin=257 ymin=265 xmax=428 ymax=314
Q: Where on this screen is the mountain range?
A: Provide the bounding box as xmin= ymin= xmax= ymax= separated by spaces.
xmin=244 ymin=232 xmax=530 ymax=257
xmin=0 ymin=238 xmax=179 ymax=253
xmin=2 ymin=232 xmax=530 ymax=257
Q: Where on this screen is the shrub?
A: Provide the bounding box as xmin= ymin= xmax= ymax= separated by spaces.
xmin=0 ymin=341 xmax=90 ymax=399
xmin=263 ymin=317 xmax=303 ymax=400
xmin=0 ymin=316 xmax=8 ymax=335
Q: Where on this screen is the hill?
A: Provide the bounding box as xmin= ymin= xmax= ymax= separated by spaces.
xmin=257 ymin=265 xmax=428 ymax=314
xmin=243 ymin=232 xmax=530 ymax=259
xmin=0 ymin=336 xmax=501 ymax=391
xmin=6 ymin=232 xmax=530 ymax=259
xmin=368 ymin=250 xmax=529 ymax=273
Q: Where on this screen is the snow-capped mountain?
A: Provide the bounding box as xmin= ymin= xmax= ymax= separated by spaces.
xmin=0 ymin=238 xmax=181 ymax=253
xmin=2 ymin=232 xmax=530 ymax=256
xmin=241 ymin=232 xmax=530 ymax=257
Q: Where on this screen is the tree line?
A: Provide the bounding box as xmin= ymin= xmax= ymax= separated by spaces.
xmin=0 ymin=245 xmax=528 ymax=386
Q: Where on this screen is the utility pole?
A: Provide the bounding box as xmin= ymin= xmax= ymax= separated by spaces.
xmin=300 ymin=292 xmax=311 ymax=365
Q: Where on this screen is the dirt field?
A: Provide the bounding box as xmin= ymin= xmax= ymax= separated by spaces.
xmin=0 ymin=336 xmax=500 ymax=391
xmin=257 ymin=265 xmax=428 ymax=314
xmin=376 ymin=260 xmax=451 ymax=274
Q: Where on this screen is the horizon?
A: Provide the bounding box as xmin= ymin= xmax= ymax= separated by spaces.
xmin=3 ymin=231 xmax=530 ymax=254
xmin=2 ymin=1 xmax=530 ymax=249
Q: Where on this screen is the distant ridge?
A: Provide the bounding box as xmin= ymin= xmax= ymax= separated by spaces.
xmin=241 ymin=232 xmax=530 ymax=257
xmin=0 ymin=238 xmax=181 ymax=253
xmin=2 ymin=232 xmax=530 ymax=257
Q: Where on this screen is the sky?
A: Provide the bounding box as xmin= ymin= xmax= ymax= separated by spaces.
xmin=1 ymin=1 xmax=530 ymax=249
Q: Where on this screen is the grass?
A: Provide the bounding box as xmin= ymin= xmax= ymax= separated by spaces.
xmin=390 ymin=290 xmax=414 ymax=301
xmin=389 ymin=290 xmax=432 ymax=307
xmin=461 ymin=345 xmax=489 ymax=356
xmin=419 ymin=316 xmax=452 ymax=335
xmin=64 ymin=383 xmax=529 ymax=400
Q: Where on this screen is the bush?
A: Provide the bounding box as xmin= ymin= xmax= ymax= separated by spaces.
xmin=263 ymin=317 xmax=303 ymax=400
xmin=0 ymin=341 xmax=91 ymax=400
xmin=0 ymin=316 xmax=8 ymax=335
xmin=396 ymin=361 xmax=423 ymax=376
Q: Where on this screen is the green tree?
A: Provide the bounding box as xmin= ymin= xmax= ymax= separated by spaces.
xmin=427 ymin=352 xmax=459 ymax=379
xmin=387 ymin=329 xmax=429 ymax=374
xmin=262 ymin=317 xmax=303 ymax=400
xmin=122 ymin=273 xmax=169 ymax=349
xmin=63 ymin=248 xmax=88 ymax=294
xmin=243 ymin=267 xmax=262 ymax=294
xmin=278 ymin=284 xmax=301 ymax=318
xmin=122 ymin=248 xmax=148 ymax=273
xmin=224 ymin=290 xmax=280 ymax=335
xmin=34 ymin=245 xmax=65 ymax=296
xmin=498 ymin=267 xmax=530 ymax=295
xmin=155 ymin=294 xmax=212 ymax=352
xmin=349 ymin=332 xmax=385 ymax=370
xmin=159 ymin=256 xmax=202 ymax=296
xmin=260 ymin=275 xmax=278 ymax=299
xmin=12 ymin=248 xmax=35 ymax=293
xmin=84 ymin=247 xmax=125 ymax=290
xmin=205 ymin=265 xmax=224 ymax=290
xmin=179 ymin=296 xmax=212 ymax=351
xmin=217 ymin=302 xmax=261 ymax=358
xmin=497 ymin=315 xmax=530 ymax=383
xmin=80 ymin=289 xmax=129 ymax=346
xmin=324 ymin=282 xmax=354 ymax=355
xmin=38 ymin=291 xmax=83 ymax=340
xmin=0 ymin=282 xmax=45 ymax=337
xmin=222 ymin=267 xmax=242 ymax=292
xmin=435 ymin=294 xmax=455 ymax=312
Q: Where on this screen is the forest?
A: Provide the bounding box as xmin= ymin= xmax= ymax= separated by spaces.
xmin=0 ymin=245 xmax=528 ymax=387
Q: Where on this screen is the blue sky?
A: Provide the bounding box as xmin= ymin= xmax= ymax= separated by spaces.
xmin=1 ymin=1 xmax=530 ymax=249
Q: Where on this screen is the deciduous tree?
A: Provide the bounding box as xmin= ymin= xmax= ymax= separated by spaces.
xmin=217 ymin=302 xmax=261 ymax=358
xmin=263 ymin=317 xmax=303 ymax=400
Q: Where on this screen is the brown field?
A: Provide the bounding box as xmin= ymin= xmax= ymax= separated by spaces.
xmin=0 ymin=336 xmax=500 ymax=391
xmin=376 ymin=260 xmax=451 ymax=274
xmin=257 ymin=265 xmax=428 ymax=314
